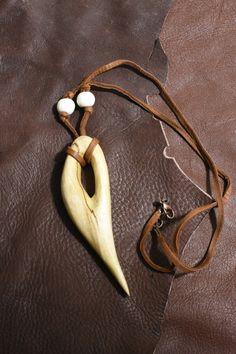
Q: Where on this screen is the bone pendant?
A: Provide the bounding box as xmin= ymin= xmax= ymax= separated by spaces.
xmin=61 ymin=135 xmax=130 ymax=295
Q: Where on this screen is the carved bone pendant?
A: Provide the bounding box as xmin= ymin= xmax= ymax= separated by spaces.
xmin=61 ymin=135 xmax=130 ymax=295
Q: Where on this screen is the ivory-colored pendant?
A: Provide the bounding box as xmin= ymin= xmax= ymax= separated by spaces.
xmin=61 ymin=136 xmax=130 ymax=295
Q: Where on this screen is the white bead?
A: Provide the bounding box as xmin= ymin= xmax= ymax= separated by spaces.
xmin=76 ymin=91 xmax=95 ymax=107
xmin=57 ymin=98 xmax=75 ymax=115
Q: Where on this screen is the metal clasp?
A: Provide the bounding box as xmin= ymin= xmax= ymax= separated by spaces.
xmin=159 ymin=198 xmax=175 ymax=219
xmin=153 ymin=198 xmax=175 ymax=230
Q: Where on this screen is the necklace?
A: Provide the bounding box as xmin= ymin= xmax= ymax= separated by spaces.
xmin=56 ymin=59 xmax=232 ymax=295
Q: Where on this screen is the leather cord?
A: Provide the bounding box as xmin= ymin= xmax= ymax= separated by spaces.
xmin=59 ymin=59 xmax=232 ymax=273
xmin=67 ymin=137 xmax=99 ymax=167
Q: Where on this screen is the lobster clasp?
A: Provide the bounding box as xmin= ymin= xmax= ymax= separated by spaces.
xmin=152 ymin=198 xmax=175 ymax=231
xmin=160 ymin=198 xmax=175 ymax=219
xmin=153 ymin=198 xmax=175 ymax=227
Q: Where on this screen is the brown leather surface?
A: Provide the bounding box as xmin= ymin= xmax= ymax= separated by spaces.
xmin=153 ymin=1 xmax=236 ymax=353
xmin=0 ymin=1 xmax=215 ymax=353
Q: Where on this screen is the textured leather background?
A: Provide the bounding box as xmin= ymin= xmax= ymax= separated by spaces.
xmin=153 ymin=1 xmax=236 ymax=353
xmin=0 ymin=1 xmax=223 ymax=353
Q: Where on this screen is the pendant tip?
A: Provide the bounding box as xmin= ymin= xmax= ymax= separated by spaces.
xmin=125 ymin=287 xmax=130 ymax=296
xmin=118 ymin=277 xmax=130 ymax=296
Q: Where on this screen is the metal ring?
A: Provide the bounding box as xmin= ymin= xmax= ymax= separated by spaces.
xmin=166 ymin=209 xmax=175 ymax=219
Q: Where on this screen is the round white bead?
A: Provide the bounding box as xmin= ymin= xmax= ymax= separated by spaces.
xmin=57 ymin=98 xmax=75 ymax=115
xmin=76 ymin=91 xmax=95 ymax=107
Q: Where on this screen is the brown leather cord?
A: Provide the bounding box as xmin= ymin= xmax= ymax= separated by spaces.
xmin=80 ymin=107 xmax=93 ymax=136
xmin=60 ymin=59 xmax=232 ymax=273
xmin=139 ymin=210 xmax=174 ymax=273
xmin=67 ymin=146 xmax=86 ymax=167
xmin=63 ymin=91 xmax=75 ymax=99
xmin=59 ymin=112 xmax=79 ymax=138
xmin=83 ymin=137 xmax=100 ymax=164
xmin=59 ymin=107 xmax=93 ymax=138
xmin=67 ymin=137 xmax=99 ymax=167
